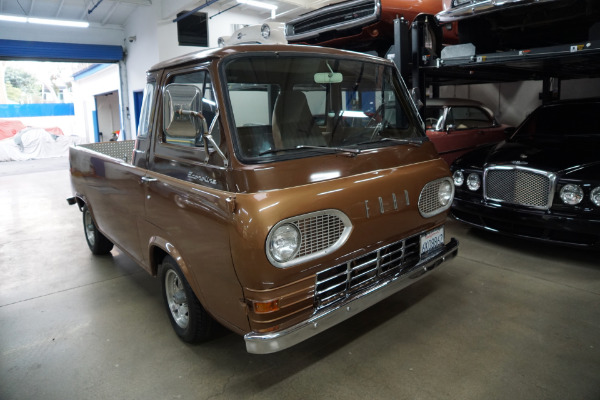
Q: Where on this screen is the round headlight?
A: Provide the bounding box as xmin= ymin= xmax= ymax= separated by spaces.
xmin=467 ymin=173 xmax=481 ymax=191
xmin=453 ymin=170 xmax=464 ymax=186
xmin=269 ymin=223 xmax=300 ymax=262
xmin=560 ymin=184 xmax=584 ymax=205
xmin=261 ymin=24 xmax=271 ymax=39
xmin=438 ymin=180 xmax=453 ymax=206
xmin=591 ymin=186 xmax=600 ymax=207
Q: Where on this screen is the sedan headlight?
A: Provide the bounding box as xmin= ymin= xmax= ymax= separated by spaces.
xmin=560 ymin=184 xmax=584 ymax=205
xmin=453 ymin=170 xmax=464 ymax=187
xmin=268 ymin=223 xmax=300 ymax=263
xmin=590 ymin=186 xmax=600 ymax=207
xmin=467 ymin=173 xmax=481 ymax=191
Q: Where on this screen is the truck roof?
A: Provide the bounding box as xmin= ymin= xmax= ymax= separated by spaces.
xmin=148 ymin=44 xmax=389 ymax=72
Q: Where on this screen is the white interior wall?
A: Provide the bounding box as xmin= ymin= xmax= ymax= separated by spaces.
xmin=123 ymin=0 xmax=265 ymax=137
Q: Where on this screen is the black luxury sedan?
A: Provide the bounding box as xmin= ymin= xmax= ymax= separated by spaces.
xmin=450 ymin=98 xmax=600 ymax=248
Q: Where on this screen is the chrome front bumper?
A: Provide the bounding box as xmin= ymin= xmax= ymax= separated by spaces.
xmin=244 ymin=238 xmax=459 ymax=354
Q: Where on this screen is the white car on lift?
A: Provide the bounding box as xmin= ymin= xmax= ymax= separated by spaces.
xmin=218 ymin=22 xmax=287 ymax=47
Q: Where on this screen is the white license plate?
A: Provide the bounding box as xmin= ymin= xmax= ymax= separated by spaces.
xmin=420 ymin=226 xmax=445 ymax=257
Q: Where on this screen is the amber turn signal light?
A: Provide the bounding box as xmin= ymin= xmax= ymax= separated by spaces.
xmin=253 ymin=299 xmax=280 ymax=313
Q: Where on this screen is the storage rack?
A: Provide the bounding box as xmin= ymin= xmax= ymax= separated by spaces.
xmin=389 ymin=17 xmax=600 ymax=108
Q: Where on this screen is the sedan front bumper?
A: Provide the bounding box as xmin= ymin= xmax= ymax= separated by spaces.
xmin=451 ymin=198 xmax=600 ymax=247
xmin=244 ymin=238 xmax=458 ymax=354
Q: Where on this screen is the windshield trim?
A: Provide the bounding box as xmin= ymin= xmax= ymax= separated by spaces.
xmin=219 ymin=51 xmax=424 ymax=165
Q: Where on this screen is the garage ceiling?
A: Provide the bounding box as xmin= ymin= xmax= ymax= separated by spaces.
xmin=0 ymin=0 xmax=331 ymax=27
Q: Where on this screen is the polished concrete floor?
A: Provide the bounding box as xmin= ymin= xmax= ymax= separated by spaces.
xmin=1 ymin=157 xmax=599 ymax=400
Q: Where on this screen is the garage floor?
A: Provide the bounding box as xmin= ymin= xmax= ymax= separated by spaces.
xmin=1 ymin=157 xmax=599 ymax=400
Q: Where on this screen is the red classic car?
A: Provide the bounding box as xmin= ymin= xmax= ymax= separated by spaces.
xmin=285 ymin=0 xmax=458 ymax=57
xmin=424 ymin=98 xmax=510 ymax=164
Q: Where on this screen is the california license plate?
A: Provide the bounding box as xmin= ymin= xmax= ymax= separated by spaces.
xmin=420 ymin=226 xmax=445 ymax=257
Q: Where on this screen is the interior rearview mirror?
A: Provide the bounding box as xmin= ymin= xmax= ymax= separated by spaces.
xmin=314 ymin=72 xmax=343 ymax=84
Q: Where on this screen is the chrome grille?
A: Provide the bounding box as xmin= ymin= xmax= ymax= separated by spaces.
xmin=294 ymin=214 xmax=346 ymax=258
xmin=484 ymin=167 xmax=555 ymax=209
xmin=287 ymin=0 xmax=378 ymax=39
xmin=268 ymin=209 xmax=352 ymax=268
xmin=315 ymin=235 xmax=420 ymax=309
xmin=418 ymin=177 xmax=453 ymax=218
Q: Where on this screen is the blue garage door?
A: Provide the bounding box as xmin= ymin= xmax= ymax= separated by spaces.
xmin=0 ymin=39 xmax=123 ymax=62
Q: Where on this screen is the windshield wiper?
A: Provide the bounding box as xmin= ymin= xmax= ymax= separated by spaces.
xmin=356 ymin=137 xmax=425 ymax=147
xmin=259 ymin=145 xmax=360 ymax=157
xmin=296 ymin=145 xmax=361 ymax=156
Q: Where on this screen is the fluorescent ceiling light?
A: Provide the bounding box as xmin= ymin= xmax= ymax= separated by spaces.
xmin=0 ymin=14 xmax=89 ymax=28
xmin=237 ymin=0 xmax=278 ymax=11
xmin=28 ymin=17 xmax=89 ymax=28
xmin=0 ymin=15 xmax=27 ymax=23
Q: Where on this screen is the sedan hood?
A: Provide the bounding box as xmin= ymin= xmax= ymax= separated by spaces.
xmin=456 ymin=139 xmax=600 ymax=176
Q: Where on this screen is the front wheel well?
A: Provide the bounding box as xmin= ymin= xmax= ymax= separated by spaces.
xmin=150 ymin=246 xmax=169 ymax=276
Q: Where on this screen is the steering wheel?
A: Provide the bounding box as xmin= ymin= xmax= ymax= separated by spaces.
xmin=425 ymin=118 xmax=438 ymax=128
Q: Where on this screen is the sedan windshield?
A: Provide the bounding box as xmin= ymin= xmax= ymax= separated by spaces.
xmin=223 ymin=55 xmax=423 ymax=161
xmin=513 ymin=102 xmax=600 ymax=141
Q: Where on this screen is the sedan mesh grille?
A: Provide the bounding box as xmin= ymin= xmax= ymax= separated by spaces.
xmin=289 ymin=0 xmax=377 ymax=36
xmin=485 ymin=168 xmax=554 ymax=209
xmin=315 ymin=235 xmax=420 ymax=310
xmin=294 ymin=214 xmax=346 ymax=258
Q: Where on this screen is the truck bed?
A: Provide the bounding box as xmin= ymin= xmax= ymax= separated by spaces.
xmin=77 ymin=140 xmax=136 ymax=163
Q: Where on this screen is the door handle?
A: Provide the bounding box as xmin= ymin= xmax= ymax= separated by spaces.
xmin=141 ymin=176 xmax=157 ymax=183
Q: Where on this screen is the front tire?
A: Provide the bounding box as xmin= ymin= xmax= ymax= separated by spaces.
xmin=159 ymin=256 xmax=215 ymax=343
xmin=82 ymin=205 xmax=114 ymax=255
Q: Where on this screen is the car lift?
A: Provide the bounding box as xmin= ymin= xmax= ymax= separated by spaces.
xmin=388 ymin=17 xmax=600 ymax=113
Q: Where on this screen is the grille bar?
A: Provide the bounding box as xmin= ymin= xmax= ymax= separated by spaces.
xmin=292 ymin=1 xmax=376 ymax=35
xmin=315 ymin=235 xmax=421 ymax=310
xmin=286 ymin=0 xmax=379 ymax=41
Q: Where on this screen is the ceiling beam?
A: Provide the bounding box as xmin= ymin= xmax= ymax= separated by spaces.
xmin=113 ymin=0 xmax=152 ymax=5
xmin=55 ymin=0 xmax=65 ymax=17
xmin=102 ymin=2 xmax=119 ymax=24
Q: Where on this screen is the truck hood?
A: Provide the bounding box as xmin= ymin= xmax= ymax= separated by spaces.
xmin=232 ymin=141 xmax=441 ymax=193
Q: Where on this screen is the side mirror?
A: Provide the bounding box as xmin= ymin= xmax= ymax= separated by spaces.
xmin=410 ymin=88 xmax=423 ymax=110
xmin=164 ymin=84 xmax=204 ymax=141
xmin=446 ymin=124 xmax=455 ymax=133
xmin=163 ymin=84 xmax=228 ymax=167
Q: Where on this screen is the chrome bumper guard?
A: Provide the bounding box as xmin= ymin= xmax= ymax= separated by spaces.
xmin=244 ymin=238 xmax=459 ymax=354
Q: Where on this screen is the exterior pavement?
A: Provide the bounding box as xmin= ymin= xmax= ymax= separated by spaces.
xmin=1 ymin=157 xmax=599 ymax=400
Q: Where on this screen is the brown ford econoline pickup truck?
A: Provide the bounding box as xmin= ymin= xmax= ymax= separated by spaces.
xmin=68 ymin=44 xmax=458 ymax=354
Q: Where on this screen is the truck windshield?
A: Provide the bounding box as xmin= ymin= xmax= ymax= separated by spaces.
xmin=223 ymin=55 xmax=423 ymax=161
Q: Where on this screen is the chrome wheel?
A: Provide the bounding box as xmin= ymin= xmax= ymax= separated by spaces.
xmin=84 ymin=209 xmax=96 ymax=246
xmin=164 ymin=269 xmax=189 ymax=329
